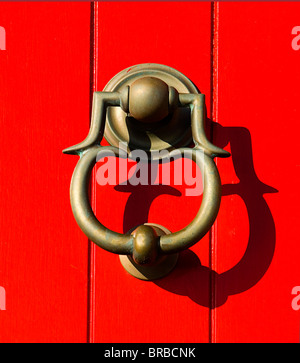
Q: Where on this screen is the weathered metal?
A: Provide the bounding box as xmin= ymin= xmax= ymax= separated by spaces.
xmin=63 ymin=63 xmax=230 ymax=280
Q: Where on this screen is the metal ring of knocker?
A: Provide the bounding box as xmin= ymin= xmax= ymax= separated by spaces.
xmin=63 ymin=64 xmax=230 ymax=280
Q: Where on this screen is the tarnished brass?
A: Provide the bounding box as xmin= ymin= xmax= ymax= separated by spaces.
xmin=63 ymin=63 xmax=230 ymax=281
xmin=129 ymin=77 xmax=169 ymax=123
xmin=102 ymin=63 xmax=199 ymax=152
xmin=119 ymin=224 xmax=179 ymax=281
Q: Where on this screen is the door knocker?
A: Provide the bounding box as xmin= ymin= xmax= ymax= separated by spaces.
xmin=63 ymin=64 xmax=230 ymax=280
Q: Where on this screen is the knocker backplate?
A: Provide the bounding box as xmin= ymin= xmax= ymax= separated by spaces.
xmin=103 ymin=63 xmax=199 ymax=152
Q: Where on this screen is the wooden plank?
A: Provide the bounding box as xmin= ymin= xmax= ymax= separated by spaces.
xmin=91 ymin=1 xmax=213 ymax=343
xmin=212 ymin=2 xmax=300 ymax=342
xmin=0 ymin=2 xmax=91 ymax=342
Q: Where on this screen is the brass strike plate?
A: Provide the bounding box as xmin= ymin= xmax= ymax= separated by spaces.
xmin=103 ymin=63 xmax=199 ymax=152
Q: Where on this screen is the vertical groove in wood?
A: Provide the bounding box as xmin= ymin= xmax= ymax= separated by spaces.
xmin=210 ymin=0 xmax=220 ymax=344
xmin=88 ymin=0 xmax=98 ymax=344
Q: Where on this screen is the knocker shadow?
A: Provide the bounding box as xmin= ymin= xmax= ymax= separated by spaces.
xmin=115 ymin=180 xmax=182 ymax=233
xmin=114 ymin=120 xmax=278 ymax=308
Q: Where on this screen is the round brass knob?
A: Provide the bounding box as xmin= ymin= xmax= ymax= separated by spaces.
xmin=129 ymin=77 xmax=169 ymax=123
xmin=131 ymin=225 xmax=159 ymax=266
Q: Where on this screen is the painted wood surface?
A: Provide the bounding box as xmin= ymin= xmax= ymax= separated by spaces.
xmin=0 ymin=2 xmax=91 ymax=342
xmin=92 ymin=1 xmax=213 ymax=343
xmin=0 ymin=1 xmax=299 ymax=343
xmin=212 ymin=1 xmax=300 ymax=343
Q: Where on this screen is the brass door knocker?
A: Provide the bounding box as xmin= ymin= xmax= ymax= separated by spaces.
xmin=63 ymin=64 xmax=230 ymax=280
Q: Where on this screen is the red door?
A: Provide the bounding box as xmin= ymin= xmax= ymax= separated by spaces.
xmin=0 ymin=1 xmax=300 ymax=343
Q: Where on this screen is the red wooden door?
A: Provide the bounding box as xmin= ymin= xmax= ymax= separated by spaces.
xmin=0 ymin=1 xmax=300 ymax=343
xmin=0 ymin=2 xmax=91 ymax=342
